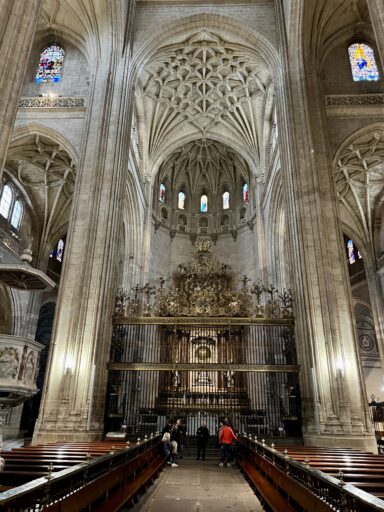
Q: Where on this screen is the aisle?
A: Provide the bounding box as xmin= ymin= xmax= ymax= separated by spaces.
xmin=129 ymin=458 xmax=264 ymax=512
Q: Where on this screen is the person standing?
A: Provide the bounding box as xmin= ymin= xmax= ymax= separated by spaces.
xmin=218 ymin=421 xmax=237 ymax=467
xmin=196 ymin=423 xmax=210 ymax=460
xmin=175 ymin=418 xmax=184 ymax=459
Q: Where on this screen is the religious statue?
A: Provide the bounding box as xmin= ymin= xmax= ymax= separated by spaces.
xmin=172 ymin=370 xmax=181 ymax=388
xmin=223 ymin=370 xmax=235 ymax=388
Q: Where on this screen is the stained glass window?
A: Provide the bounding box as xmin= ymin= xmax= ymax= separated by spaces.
xmin=49 ymin=238 xmax=65 ymax=262
xmin=0 ymin=184 xmax=13 ymax=219
xmin=56 ymin=239 xmax=64 ymax=262
xmin=35 ymin=45 xmax=65 ymax=83
xmin=243 ymin=183 xmax=249 ymax=203
xmin=178 ymin=192 xmax=186 ymax=209
xmin=348 ymin=43 xmax=379 ymax=82
xmin=10 ymin=200 xmax=23 ymax=229
xmin=347 ymin=239 xmax=356 ymax=264
xmin=200 ymin=194 xmax=208 ymax=213
xmin=159 ymin=184 xmax=166 ymax=202
xmin=223 ymin=191 xmax=229 ymax=210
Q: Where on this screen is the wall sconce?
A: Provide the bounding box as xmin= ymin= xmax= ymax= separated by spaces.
xmin=335 ymin=358 xmax=345 ymax=374
xmin=63 ymin=355 xmax=75 ymax=374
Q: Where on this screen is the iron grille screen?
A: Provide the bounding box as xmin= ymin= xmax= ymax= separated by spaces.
xmin=107 ymin=322 xmax=300 ymax=439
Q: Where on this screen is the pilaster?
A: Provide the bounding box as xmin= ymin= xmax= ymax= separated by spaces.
xmin=275 ymin=0 xmax=376 ymax=452
xmin=0 ymin=0 xmax=42 ymax=179
xmin=32 ymin=4 xmax=137 ymax=443
xmin=367 ymin=0 xmax=384 ymax=71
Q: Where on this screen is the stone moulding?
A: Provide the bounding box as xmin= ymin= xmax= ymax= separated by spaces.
xmin=18 ymin=97 xmax=86 ymax=109
xmin=113 ymin=316 xmax=294 ymax=326
xmin=325 ymin=94 xmax=384 ymax=106
xmin=108 ymin=362 xmax=300 ymax=373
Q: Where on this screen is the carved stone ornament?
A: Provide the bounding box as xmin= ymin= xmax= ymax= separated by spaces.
xmin=0 ymin=264 xmax=55 ymax=291
xmin=116 ymin=239 xmax=294 ymax=319
xmin=0 ymin=335 xmax=44 ymax=407
xmin=142 ymin=30 xmax=270 ymax=158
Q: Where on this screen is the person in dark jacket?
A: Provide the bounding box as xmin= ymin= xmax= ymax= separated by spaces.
xmin=196 ymin=423 xmax=210 ymax=460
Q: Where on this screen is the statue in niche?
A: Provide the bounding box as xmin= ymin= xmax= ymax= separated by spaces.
xmin=24 ymin=351 xmax=36 ymax=383
xmin=223 ymin=370 xmax=235 ymax=388
xmin=172 ymin=370 xmax=181 ymax=389
xmin=0 ymin=347 xmax=19 ymax=380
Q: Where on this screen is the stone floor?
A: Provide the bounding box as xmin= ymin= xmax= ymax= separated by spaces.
xmin=129 ymin=458 xmax=264 ymax=512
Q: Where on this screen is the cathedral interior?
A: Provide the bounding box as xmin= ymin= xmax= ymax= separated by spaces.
xmin=0 ymin=0 xmax=384 ymax=481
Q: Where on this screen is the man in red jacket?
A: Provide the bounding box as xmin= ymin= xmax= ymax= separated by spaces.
xmin=218 ymin=421 xmax=237 ymax=466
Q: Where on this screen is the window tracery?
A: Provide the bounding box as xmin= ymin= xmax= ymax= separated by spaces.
xmin=35 ymin=45 xmax=65 ymax=83
xmin=348 ymin=43 xmax=379 ymax=82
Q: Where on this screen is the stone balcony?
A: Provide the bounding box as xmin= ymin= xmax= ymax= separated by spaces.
xmin=0 ymin=335 xmax=44 ymax=407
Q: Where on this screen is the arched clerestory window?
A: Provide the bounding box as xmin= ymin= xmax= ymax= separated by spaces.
xmin=10 ymin=200 xmax=23 ymax=229
xmin=348 ymin=43 xmax=379 ymax=82
xmin=35 ymin=45 xmax=65 ymax=83
xmin=159 ymin=183 xmax=166 ymax=202
xmin=178 ymin=191 xmax=186 ymax=210
xmin=243 ymin=183 xmax=249 ymax=203
xmin=0 ymin=184 xmax=13 ymax=219
xmin=346 ymin=238 xmax=363 ymax=265
xmin=200 ymin=194 xmax=208 ymax=213
xmin=223 ymin=191 xmax=229 ymax=210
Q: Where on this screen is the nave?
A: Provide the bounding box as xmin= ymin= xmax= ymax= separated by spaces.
xmin=1 ymin=436 xmax=384 ymax=511
xmin=129 ymin=458 xmax=263 ymax=512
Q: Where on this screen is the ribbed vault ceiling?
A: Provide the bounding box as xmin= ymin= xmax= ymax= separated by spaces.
xmin=158 ymin=138 xmax=249 ymax=194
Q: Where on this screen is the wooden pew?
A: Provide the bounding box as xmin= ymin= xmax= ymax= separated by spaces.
xmin=275 ymin=445 xmax=384 ymax=501
xmin=0 ymin=438 xmax=166 ymax=511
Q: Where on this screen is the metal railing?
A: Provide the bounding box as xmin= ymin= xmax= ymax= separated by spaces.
xmin=239 ymin=435 xmax=384 ymax=512
xmin=0 ymin=434 xmax=163 ymax=511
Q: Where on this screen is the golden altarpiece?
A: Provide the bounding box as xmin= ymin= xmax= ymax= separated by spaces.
xmin=108 ymin=240 xmax=299 ymax=438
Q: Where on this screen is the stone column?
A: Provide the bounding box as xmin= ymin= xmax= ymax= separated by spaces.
xmin=0 ymin=0 xmax=42 ymax=179
xmin=367 ymin=0 xmax=384 ymax=69
xmin=364 ymin=259 xmax=384 ymax=371
xmin=32 ymin=5 xmax=137 ymax=443
xmin=275 ymin=1 xmax=376 ymax=452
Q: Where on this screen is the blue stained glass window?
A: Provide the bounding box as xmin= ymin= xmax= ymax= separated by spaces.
xmin=223 ymin=191 xmax=229 ymax=210
xmin=159 ymin=184 xmax=166 ymax=202
xmin=348 ymin=43 xmax=379 ymax=82
xmin=178 ymin=192 xmax=185 ymax=209
xmin=200 ymin=194 xmax=208 ymax=213
xmin=56 ymin=239 xmax=64 ymax=262
xmin=347 ymin=239 xmax=356 ymax=264
xmin=35 ymin=45 xmax=65 ymax=83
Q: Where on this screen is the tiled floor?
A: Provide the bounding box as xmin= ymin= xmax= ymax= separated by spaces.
xmin=130 ymin=458 xmax=264 ymax=512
